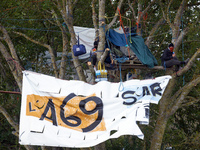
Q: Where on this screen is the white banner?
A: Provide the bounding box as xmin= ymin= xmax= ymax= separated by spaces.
xmin=19 ymin=71 xmax=171 ymax=147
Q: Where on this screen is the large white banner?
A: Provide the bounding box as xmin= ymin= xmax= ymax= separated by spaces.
xmin=19 ymin=71 xmax=171 ymax=147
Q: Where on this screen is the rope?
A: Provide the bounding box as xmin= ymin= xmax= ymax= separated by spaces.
xmin=163 ymin=61 xmax=166 ymax=71
xmin=181 ymin=1 xmax=185 ymax=85
xmin=0 ymin=0 xmax=45 ymax=13
xmin=6 ymin=26 xmax=62 ymax=32
xmin=118 ymin=63 xmax=124 ymax=92
xmin=116 ymin=57 xmax=129 ymax=92
xmin=115 ymin=57 xmax=128 ymax=63
xmin=2 ymin=18 xmax=63 ymax=21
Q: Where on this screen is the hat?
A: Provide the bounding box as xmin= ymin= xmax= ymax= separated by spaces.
xmin=168 ymin=43 xmax=174 ymax=47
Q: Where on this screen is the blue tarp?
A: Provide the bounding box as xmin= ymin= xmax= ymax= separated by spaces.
xmin=106 ymin=29 xmax=158 ymax=68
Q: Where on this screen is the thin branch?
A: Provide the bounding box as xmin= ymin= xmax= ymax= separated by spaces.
xmin=181 ymin=96 xmax=200 ymax=107
xmin=92 ymin=0 xmax=98 ymax=35
xmin=14 ymin=31 xmax=48 ymax=48
xmin=159 ymin=0 xmax=174 ymax=29
xmin=0 ymin=105 xmax=19 ymax=134
xmin=72 ymin=0 xmax=78 ymax=6
xmin=166 ymin=0 xmax=174 ymax=29
xmin=187 ymin=2 xmax=200 ymax=7
xmin=159 ymin=0 xmax=166 ymax=20
xmin=107 ymin=0 xmax=124 ymax=29
xmin=128 ymin=0 xmax=137 ymax=21
xmin=50 ymin=9 xmax=69 ymax=79
xmin=145 ymin=17 xmax=164 ymax=47
xmin=175 ymin=48 xmax=200 ymax=77
xmin=140 ymin=0 xmax=156 ymax=20
xmin=43 ymin=10 xmax=58 ymax=26
xmin=184 ymin=40 xmax=200 ymax=43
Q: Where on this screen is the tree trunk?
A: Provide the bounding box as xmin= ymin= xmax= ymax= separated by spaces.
xmin=0 ymin=41 xmax=23 ymax=91
xmin=69 ymin=28 xmax=86 ymax=82
xmin=97 ymin=0 xmax=106 ymax=61
xmin=59 ymin=28 xmax=68 ymax=79
xmin=150 ymin=113 xmax=169 ymax=150
xmin=62 ymin=1 xmax=86 ymax=82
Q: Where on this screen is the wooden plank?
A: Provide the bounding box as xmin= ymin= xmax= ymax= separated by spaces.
xmin=120 ymin=65 xmax=165 ymax=70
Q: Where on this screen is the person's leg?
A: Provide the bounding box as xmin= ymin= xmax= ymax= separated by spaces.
xmin=165 ymin=57 xmax=185 ymax=71
xmin=166 ymin=57 xmax=183 ymax=66
xmin=92 ymin=54 xmax=97 ymax=70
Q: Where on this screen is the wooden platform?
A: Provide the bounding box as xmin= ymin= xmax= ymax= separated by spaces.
xmin=111 ymin=59 xmax=165 ymax=70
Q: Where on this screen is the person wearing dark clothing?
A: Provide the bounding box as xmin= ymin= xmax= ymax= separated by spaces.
xmin=90 ymin=37 xmax=99 ymax=69
xmin=161 ymin=43 xmax=189 ymax=71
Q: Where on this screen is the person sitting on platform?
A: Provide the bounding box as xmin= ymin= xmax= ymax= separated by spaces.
xmin=161 ymin=43 xmax=189 ymax=71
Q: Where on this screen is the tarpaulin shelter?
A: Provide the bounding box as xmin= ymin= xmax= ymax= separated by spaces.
xmin=106 ymin=29 xmax=158 ymax=68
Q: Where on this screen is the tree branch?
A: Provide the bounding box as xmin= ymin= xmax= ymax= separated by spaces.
xmin=0 ymin=105 xmax=19 ymax=134
xmin=145 ymin=17 xmax=164 ymax=47
xmin=92 ymin=0 xmax=98 ymax=35
xmin=173 ymin=27 xmax=189 ymax=53
xmin=174 ymin=0 xmax=187 ymax=27
xmin=168 ymin=75 xmax=200 ymax=116
xmin=14 ymin=31 xmax=59 ymax=78
xmin=87 ymin=62 xmax=95 ymax=84
xmin=0 ymin=41 xmax=23 ymax=91
xmin=172 ymin=0 xmax=188 ymax=44
xmin=159 ymin=0 xmax=174 ymax=29
xmin=100 ymin=48 xmax=110 ymax=64
xmin=0 ymin=24 xmax=21 ymax=64
xmin=57 ymin=0 xmax=86 ymax=82
xmin=50 ymin=9 xmax=69 ymax=79
xmin=175 ymin=48 xmax=200 ymax=77
xmin=167 ymin=0 xmax=174 ymax=29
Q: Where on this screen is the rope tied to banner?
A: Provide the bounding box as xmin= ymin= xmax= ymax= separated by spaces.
xmin=117 ymin=57 xmax=128 ymax=92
